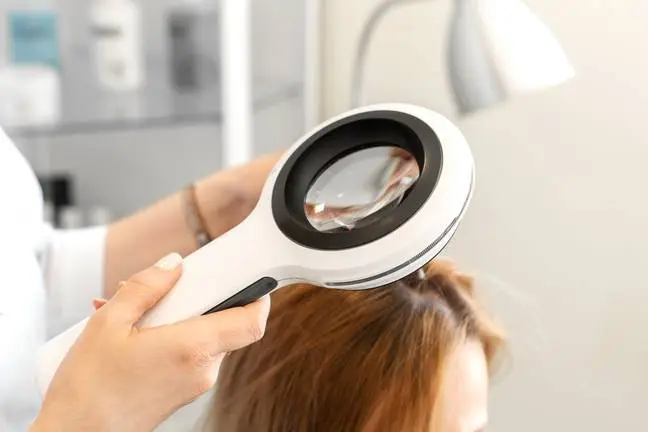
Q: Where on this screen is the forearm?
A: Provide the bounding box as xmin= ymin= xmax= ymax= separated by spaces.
xmin=104 ymin=178 xmax=250 ymax=296
xmin=103 ymin=152 xmax=279 ymax=296
xmin=104 ymin=192 xmax=191 ymax=296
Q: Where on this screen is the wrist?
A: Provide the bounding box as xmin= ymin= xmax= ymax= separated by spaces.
xmin=193 ymin=173 xmax=256 ymax=239
xmin=32 ymin=393 xmax=116 ymax=432
xmin=31 ymin=409 xmax=97 ymax=432
xmin=30 ymin=413 xmax=94 ymax=432
xmin=192 ymin=151 xmax=283 ymax=239
xmin=32 ymin=404 xmax=151 ymax=432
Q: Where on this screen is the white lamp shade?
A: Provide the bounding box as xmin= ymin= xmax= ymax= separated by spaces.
xmin=447 ymin=0 xmax=575 ymax=114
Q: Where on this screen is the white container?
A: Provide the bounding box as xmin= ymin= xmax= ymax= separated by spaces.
xmin=42 ymin=201 xmax=55 ymax=224
xmin=88 ymin=205 xmax=113 ymax=226
xmin=90 ymin=0 xmax=144 ymax=91
xmin=59 ymin=206 xmax=84 ymax=229
xmin=0 ymin=65 xmax=61 ymax=127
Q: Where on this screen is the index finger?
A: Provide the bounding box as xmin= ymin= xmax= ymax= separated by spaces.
xmin=165 ymin=295 xmax=272 ymax=356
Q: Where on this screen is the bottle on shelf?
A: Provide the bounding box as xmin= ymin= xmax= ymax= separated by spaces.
xmin=38 ymin=173 xmax=74 ymax=228
xmin=88 ymin=205 xmax=113 ymax=226
xmin=59 ymin=206 xmax=84 ymax=229
xmin=90 ymin=0 xmax=144 ymax=91
xmin=43 ymin=200 xmax=55 ymax=225
xmin=6 ymin=0 xmax=60 ymax=69
xmin=167 ymin=0 xmax=219 ymax=91
xmin=0 ymin=65 xmax=61 ymax=127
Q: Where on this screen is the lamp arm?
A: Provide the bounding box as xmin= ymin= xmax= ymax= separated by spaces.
xmin=350 ymin=0 xmax=430 ymax=108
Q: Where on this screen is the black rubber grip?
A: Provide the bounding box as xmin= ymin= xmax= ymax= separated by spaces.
xmin=202 ymin=277 xmax=278 ymax=315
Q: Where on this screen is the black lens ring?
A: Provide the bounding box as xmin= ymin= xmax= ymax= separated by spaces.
xmin=271 ymin=110 xmax=443 ymax=250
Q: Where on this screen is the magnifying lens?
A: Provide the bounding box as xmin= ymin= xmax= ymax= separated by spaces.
xmin=36 ymin=103 xmax=474 ymax=394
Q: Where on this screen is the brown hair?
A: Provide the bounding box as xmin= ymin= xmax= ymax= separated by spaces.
xmin=208 ymin=259 xmax=505 ymax=432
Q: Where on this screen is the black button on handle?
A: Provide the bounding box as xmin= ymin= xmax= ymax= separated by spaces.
xmin=202 ymin=277 xmax=278 ymax=315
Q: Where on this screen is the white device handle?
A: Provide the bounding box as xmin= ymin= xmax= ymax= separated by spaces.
xmin=37 ymin=210 xmax=277 ymax=395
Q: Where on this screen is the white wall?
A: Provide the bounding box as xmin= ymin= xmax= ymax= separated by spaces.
xmin=321 ymin=0 xmax=648 ymax=430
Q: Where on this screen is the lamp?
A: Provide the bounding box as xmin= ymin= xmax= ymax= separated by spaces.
xmin=351 ymin=0 xmax=575 ymax=114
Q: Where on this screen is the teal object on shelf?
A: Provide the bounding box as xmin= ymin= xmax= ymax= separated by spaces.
xmin=8 ymin=11 xmax=60 ymax=69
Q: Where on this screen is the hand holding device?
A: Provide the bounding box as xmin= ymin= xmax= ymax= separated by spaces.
xmin=32 ymin=253 xmax=270 ymax=432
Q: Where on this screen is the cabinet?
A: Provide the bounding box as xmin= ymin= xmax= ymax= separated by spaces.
xmin=3 ymin=0 xmax=320 ymax=223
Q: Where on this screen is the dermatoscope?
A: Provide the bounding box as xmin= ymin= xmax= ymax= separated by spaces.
xmin=37 ymin=103 xmax=475 ymax=394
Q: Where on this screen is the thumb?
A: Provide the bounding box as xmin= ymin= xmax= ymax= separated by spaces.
xmin=107 ymin=253 xmax=184 ymax=324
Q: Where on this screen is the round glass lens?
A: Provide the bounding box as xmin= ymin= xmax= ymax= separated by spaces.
xmin=304 ymin=146 xmax=420 ymax=233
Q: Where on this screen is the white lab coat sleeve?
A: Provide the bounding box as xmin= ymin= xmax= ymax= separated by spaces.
xmin=40 ymin=225 xmax=108 ymax=338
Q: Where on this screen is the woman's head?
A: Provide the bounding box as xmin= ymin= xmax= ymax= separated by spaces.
xmin=209 ymin=259 xmax=505 ymax=432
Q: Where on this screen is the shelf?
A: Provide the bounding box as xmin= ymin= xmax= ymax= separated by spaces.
xmin=4 ymin=57 xmax=302 ymax=139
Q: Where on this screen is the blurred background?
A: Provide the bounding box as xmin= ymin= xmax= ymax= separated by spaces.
xmin=1 ymin=0 xmax=647 ymax=430
xmin=0 ymin=0 xmax=309 ymax=227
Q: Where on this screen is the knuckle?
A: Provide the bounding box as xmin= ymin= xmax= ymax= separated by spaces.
xmin=246 ymin=316 xmax=266 ymax=342
xmin=89 ymin=308 xmax=115 ymax=329
xmin=129 ymin=268 xmax=178 ymax=291
xmin=176 ymin=343 xmax=212 ymax=369
xmin=128 ymin=273 xmax=163 ymax=291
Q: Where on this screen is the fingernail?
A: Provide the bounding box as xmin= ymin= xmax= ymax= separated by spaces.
xmin=154 ymin=252 xmax=183 ymax=271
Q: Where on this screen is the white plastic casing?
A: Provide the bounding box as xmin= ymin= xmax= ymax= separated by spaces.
xmin=36 ymin=103 xmax=474 ymax=395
